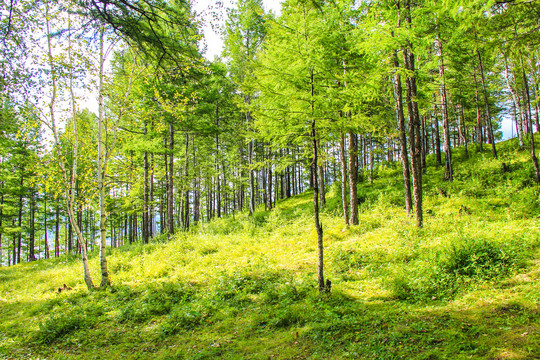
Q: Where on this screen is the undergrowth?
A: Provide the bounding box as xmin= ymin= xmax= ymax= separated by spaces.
xmin=1 ymin=138 xmax=540 ymax=359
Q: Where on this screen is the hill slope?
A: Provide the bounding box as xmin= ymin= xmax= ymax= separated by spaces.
xmin=1 ymin=138 xmax=540 ymax=359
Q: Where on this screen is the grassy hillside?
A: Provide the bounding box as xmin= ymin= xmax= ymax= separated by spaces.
xmin=2 ymin=138 xmax=540 ymax=359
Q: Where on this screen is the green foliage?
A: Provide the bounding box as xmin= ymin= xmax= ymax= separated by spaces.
xmin=158 ymin=301 xmax=215 ymax=336
xmin=389 ymin=238 xmax=524 ymax=302
xmin=445 ymin=240 xmax=517 ymax=279
xmin=35 ymin=312 xmax=94 ymax=345
xmin=116 ymin=282 xmax=197 ymax=323
xmin=3 ymin=138 xmax=540 ymax=359
xmin=34 ymin=299 xmax=104 ymax=345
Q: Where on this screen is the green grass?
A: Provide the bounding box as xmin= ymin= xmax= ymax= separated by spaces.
xmin=2 ymin=138 xmax=540 ymax=359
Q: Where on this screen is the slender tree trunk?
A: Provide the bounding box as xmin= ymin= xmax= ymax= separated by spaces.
xmin=143 ymin=129 xmax=149 ymax=243
xmin=348 ymin=132 xmax=359 ymax=225
xmin=402 ymin=3 xmax=423 ymax=227
xmin=184 ymin=134 xmax=190 ymax=230
xmin=54 ymin=205 xmax=60 ymax=257
xmin=393 ymin=51 xmax=412 ymax=215
xmin=503 ymin=54 xmax=524 ymax=149
xmin=29 ymin=191 xmax=36 ymax=261
xmin=339 ymin=131 xmax=349 ymax=224
xmin=267 ymin=155 xmax=273 ymax=210
xmin=473 ymin=68 xmax=484 ymax=151
xmin=519 ymin=55 xmax=540 ymax=183
xmin=246 ymin=96 xmax=256 ymax=215
xmin=476 ymin=48 xmax=497 ymax=158
xmin=437 ymin=33 xmax=453 ymax=181
xmin=309 ymin=70 xmax=326 ymax=293
xmin=421 ymin=116 xmax=427 ymax=173
xmin=167 ymin=122 xmax=175 ymax=235
xmin=194 ymin=146 xmax=200 ymax=224
xmin=458 ymin=102 xmax=468 ymax=157
xmin=97 ymin=28 xmax=110 ymax=286
xmin=17 ymin=170 xmax=23 ymax=264
xmin=432 ymin=94 xmax=442 ymax=165
xmin=317 ymin=140 xmax=325 ymax=207
xmin=43 ymin=195 xmax=49 ymax=259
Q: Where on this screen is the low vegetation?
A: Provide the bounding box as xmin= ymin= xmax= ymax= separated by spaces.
xmin=1 ymin=139 xmax=540 ymax=359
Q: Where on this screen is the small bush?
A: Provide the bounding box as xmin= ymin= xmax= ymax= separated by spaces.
xmin=117 ymin=302 xmax=152 ymax=323
xmin=332 ymin=249 xmax=369 ymax=274
xmin=116 ymin=282 xmax=196 ymax=323
xmin=261 ymin=280 xmax=311 ymax=305
xmin=35 ymin=311 xmax=95 ymax=344
xmin=389 ymin=239 xmax=520 ymax=302
xmin=215 ymin=270 xmax=282 ymax=302
xmin=445 ymin=240 xmax=515 ymax=279
xmin=270 ymin=304 xmax=309 ymax=328
xmin=158 ymin=302 xmax=214 ymax=336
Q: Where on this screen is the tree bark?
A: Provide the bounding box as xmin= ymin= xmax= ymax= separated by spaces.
xmin=369 ymin=134 xmax=375 ymax=184
xmin=184 ymin=133 xmax=190 ymax=230
xmin=437 ymin=33 xmax=453 ymax=181
xmin=143 ymin=122 xmax=149 ymax=243
xmin=476 ymin=48 xmax=497 ymax=158
xmin=317 ymin=140 xmax=325 ymax=207
xmin=339 ymin=131 xmax=349 ymax=224
xmin=503 ymin=54 xmax=524 ymax=149
xmin=393 ymin=52 xmax=412 ymax=215
xmin=432 ymin=94 xmax=442 ymax=165
xmin=348 ymin=132 xmax=359 ymax=225
xmin=402 ymin=3 xmax=423 ymax=227
xmin=97 ymin=28 xmax=110 ymax=286
xmin=309 ymin=70 xmax=326 ymax=293
xmin=29 ymin=190 xmax=36 ymax=261
xmin=519 ymin=55 xmax=540 ymax=183
xmin=167 ymin=121 xmax=175 ymax=235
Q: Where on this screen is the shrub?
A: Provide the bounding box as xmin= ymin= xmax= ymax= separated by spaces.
xmin=445 ymin=240 xmax=515 ymax=279
xmin=158 ymin=302 xmax=214 ymax=336
xmin=35 ymin=311 xmax=95 ymax=344
xmin=116 ymin=282 xmax=197 ymax=323
xmin=389 ymin=238 xmax=520 ymax=302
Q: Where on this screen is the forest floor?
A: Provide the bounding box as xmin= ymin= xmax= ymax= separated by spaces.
xmin=2 ymin=138 xmax=540 ymax=359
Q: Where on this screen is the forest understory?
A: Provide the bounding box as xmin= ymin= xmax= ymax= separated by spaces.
xmin=1 ymin=138 xmax=540 ymax=360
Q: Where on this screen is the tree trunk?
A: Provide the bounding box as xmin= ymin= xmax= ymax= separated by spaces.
xmin=369 ymin=134 xmax=375 ymax=184
xmin=49 ymin=8 xmax=94 ymax=288
xmin=437 ymin=33 xmax=453 ymax=181
xmin=393 ymin=51 xmax=412 ymax=215
xmin=476 ymin=48 xmax=497 ymax=158
xmin=339 ymin=131 xmax=349 ymax=225
xmin=97 ymin=28 xmax=110 ymax=286
xmin=17 ymin=170 xmax=23 ymax=264
xmin=432 ymin=94 xmax=442 ymax=165
xmin=348 ymin=132 xmax=359 ymax=225
xmin=29 ymin=190 xmax=36 ymax=261
xmin=267 ymin=156 xmax=273 ymax=210
xmin=317 ymin=140 xmax=325 ymax=207
xmin=43 ymin=195 xmax=49 ymax=259
xmin=184 ymin=134 xmax=190 ymax=230
xmin=421 ymin=116 xmax=427 ymax=173
xmin=519 ymin=55 xmax=540 ymax=183
xmin=310 ymin=70 xmax=326 ymax=293
xmin=402 ymin=3 xmax=423 ymax=227
xmin=458 ymin=101 xmax=469 ymax=157
xmin=167 ymin=122 xmax=175 ymax=235
xmin=143 ymin=122 xmax=149 ymax=243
